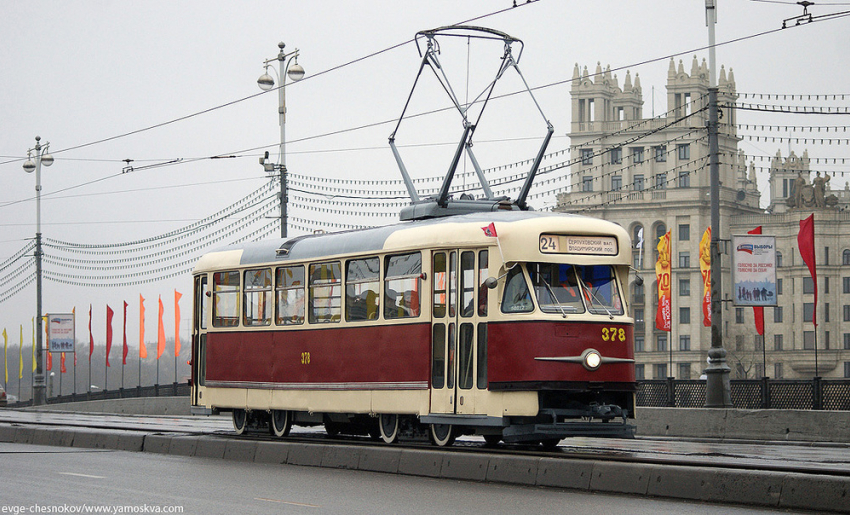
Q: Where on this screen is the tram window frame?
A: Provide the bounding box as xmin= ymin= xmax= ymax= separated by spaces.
xmin=432 ymin=323 xmax=446 ymax=389
xmin=460 ymin=251 xmax=476 ymax=317
xmin=528 ymin=263 xmax=586 ymax=315
xmin=478 ymin=250 xmax=489 ymax=317
xmin=309 ymin=261 xmax=342 ymax=324
xmin=384 ymin=252 xmax=422 ymax=319
xmin=458 ymin=323 xmax=475 ymax=389
xmin=346 ymin=257 xmax=380 ymax=322
xmin=433 ymin=253 xmax=447 ymax=318
xmin=198 ymin=275 xmax=209 ymax=330
xmin=275 ymin=265 xmax=305 ymax=325
xmin=243 ymin=268 xmax=272 ymax=326
xmin=501 ymin=265 xmax=533 ymax=313
xmin=212 ymin=271 xmax=240 ymax=327
xmin=476 ymin=323 xmax=488 ymax=389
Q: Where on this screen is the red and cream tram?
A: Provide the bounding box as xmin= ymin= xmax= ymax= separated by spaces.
xmin=190 ymin=211 xmax=636 ymax=446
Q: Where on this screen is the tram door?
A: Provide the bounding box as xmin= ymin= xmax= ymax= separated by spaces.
xmin=430 ymin=249 xmax=489 ymax=415
xmin=191 ymin=274 xmax=209 ymax=406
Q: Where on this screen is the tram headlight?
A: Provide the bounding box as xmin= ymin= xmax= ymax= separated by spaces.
xmin=582 ymin=349 xmax=602 ymax=371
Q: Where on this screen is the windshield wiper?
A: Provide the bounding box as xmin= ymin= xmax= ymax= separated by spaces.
xmin=576 ymin=275 xmax=615 ymax=320
xmin=538 ymin=275 xmax=569 ymax=319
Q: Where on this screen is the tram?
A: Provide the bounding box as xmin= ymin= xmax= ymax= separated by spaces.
xmin=189 ymin=211 xmax=636 ymax=446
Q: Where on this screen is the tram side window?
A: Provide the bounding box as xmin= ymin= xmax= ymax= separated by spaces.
xmin=433 ymin=253 xmax=447 ymax=318
xmin=432 ymin=323 xmax=446 ymax=389
xmin=243 ymin=268 xmax=272 ymax=326
xmin=501 ymin=266 xmax=533 ymax=313
xmin=478 ymin=250 xmax=489 ymax=317
xmin=309 ymin=262 xmax=342 ymax=323
xmin=346 ymin=257 xmax=380 ymax=322
xmin=199 ymin=276 xmax=209 ymax=330
xmin=458 ymin=323 xmax=474 ymax=389
xmin=212 ymin=271 xmax=240 ymax=327
xmin=384 ymin=252 xmax=421 ymax=319
xmin=276 ymin=265 xmax=305 ymax=325
xmin=477 ymin=324 xmax=488 ymax=389
xmin=460 ymin=251 xmax=476 ymax=317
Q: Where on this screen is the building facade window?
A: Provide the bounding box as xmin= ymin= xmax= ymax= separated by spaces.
xmin=679 ymin=335 xmax=691 ymax=351
xmin=844 ymin=333 xmax=850 ymax=350
xmin=736 ymin=307 xmax=744 ymax=324
xmin=655 ymin=145 xmax=667 ymax=162
xmin=634 ymin=174 xmax=645 ymax=191
xmin=775 ymin=362 xmax=783 ymax=379
xmin=655 ymin=173 xmax=667 ymax=190
xmin=774 ymin=306 xmax=783 ymax=323
xmin=654 ymin=363 xmax=667 ymax=379
xmin=677 ymin=144 xmax=690 ymax=161
xmin=635 ymin=308 xmax=645 ymax=324
xmin=774 ymin=334 xmax=783 ymax=351
xmin=679 ymin=224 xmax=690 ymax=241
xmin=776 ymin=251 xmax=783 ymax=267
xmin=680 ymin=307 xmax=691 ymax=324
xmin=843 ymin=277 xmax=850 ymax=294
xmin=582 ymin=176 xmax=593 ymax=192
xmin=610 ymin=147 xmax=622 ymax=164
xmin=678 ymin=170 xmax=690 ymax=188
xmin=679 ymin=252 xmax=690 ymax=268
xmin=635 ymin=335 xmax=645 ymax=353
xmin=845 ymin=362 xmax=850 ymax=378
xmin=635 ymin=364 xmax=645 ymax=380
xmin=777 ymin=278 xmax=783 ymax=295
xmin=804 ymin=303 xmax=814 ymax=323
xmin=632 ymin=147 xmax=644 ymax=164
xmin=804 ymin=331 xmax=815 ymax=350
xmin=611 ymin=175 xmax=622 ymax=191
xmin=803 ymin=277 xmax=815 ymax=294
xmin=581 ymin=148 xmax=593 ymax=166
xmin=844 ymin=249 xmax=850 ymax=265
xmin=656 ymin=334 xmax=668 ymax=352
xmin=678 ymin=362 xmax=691 ymax=379
xmin=679 ymin=278 xmax=691 ymax=296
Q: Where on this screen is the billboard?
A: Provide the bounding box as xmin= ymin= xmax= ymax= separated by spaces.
xmin=47 ymin=313 xmax=75 ymax=352
xmin=732 ymin=235 xmax=777 ymax=307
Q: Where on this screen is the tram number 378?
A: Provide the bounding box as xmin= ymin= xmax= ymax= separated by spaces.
xmin=301 ymin=352 xmax=311 ymax=365
xmin=601 ymin=327 xmax=626 ymax=342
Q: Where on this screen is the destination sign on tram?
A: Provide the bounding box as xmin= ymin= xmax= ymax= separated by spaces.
xmin=539 ymin=234 xmax=618 ymax=256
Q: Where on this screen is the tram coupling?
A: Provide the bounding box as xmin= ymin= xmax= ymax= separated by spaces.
xmin=501 ymin=404 xmax=636 ymax=443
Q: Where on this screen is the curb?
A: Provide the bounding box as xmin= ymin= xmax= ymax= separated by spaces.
xmin=1 ymin=423 xmax=847 ymax=513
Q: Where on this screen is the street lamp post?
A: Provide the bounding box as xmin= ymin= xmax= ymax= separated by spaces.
xmin=22 ymin=135 xmax=54 ymax=406
xmin=258 ymin=41 xmax=305 ymax=239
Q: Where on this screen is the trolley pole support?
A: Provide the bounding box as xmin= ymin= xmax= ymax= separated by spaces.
xmin=704 ymin=0 xmax=732 ymax=407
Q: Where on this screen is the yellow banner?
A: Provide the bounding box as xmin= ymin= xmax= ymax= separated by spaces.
xmin=700 ymin=227 xmax=711 ymax=327
xmin=655 ymin=230 xmax=671 ymax=331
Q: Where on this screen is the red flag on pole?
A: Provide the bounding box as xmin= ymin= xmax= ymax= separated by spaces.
xmin=60 ymin=352 xmax=66 ymax=373
xmin=105 ymin=305 xmax=114 ymax=367
xmin=157 ymin=295 xmax=166 ymax=360
xmin=123 ymin=301 xmax=129 ymax=365
xmin=748 ymin=226 xmax=765 ymax=336
xmin=88 ymin=304 xmax=94 ymax=361
xmin=174 ymin=290 xmax=183 ymax=357
xmin=45 ymin=318 xmax=52 ymax=371
xmin=481 ymin=222 xmax=498 ymax=238
xmin=139 ymin=295 xmax=147 ymax=359
xmin=797 ymin=214 xmax=817 ymax=327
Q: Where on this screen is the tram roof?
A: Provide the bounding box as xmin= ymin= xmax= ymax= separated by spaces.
xmin=194 ymin=211 xmax=628 ymax=271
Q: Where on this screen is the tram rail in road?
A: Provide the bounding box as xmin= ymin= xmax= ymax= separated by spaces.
xmin=0 ymin=409 xmax=848 ymax=513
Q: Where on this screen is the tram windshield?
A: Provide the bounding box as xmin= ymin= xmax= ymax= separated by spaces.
xmin=528 ymin=263 xmax=624 ymax=316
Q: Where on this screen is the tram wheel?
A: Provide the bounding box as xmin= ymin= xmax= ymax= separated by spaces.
xmin=232 ymin=409 xmax=247 ymax=435
xmin=540 ymin=438 xmax=561 ymax=450
xmin=324 ymin=421 xmax=341 ymax=437
xmin=270 ymin=409 xmax=292 ymax=438
xmin=483 ymin=434 xmax=502 ymax=447
xmin=429 ymin=423 xmax=455 ymax=447
xmin=378 ymin=414 xmax=399 ymax=444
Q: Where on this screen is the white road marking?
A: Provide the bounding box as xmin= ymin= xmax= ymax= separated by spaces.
xmin=58 ymin=472 xmax=105 ymax=479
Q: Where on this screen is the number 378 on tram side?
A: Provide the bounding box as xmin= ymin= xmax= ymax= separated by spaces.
xmin=189 ymin=211 xmax=636 ymax=447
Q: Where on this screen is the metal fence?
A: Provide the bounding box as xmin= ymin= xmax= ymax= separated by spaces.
xmin=638 ymin=378 xmax=850 ymax=411
xmin=7 ymin=382 xmax=190 ymax=408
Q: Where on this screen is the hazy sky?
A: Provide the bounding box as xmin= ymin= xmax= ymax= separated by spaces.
xmin=1 ymin=1 xmax=848 ymax=349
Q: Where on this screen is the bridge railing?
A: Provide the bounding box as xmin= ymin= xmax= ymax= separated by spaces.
xmin=637 ymin=378 xmax=850 ymax=410
xmin=6 ymin=382 xmax=190 ymax=408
